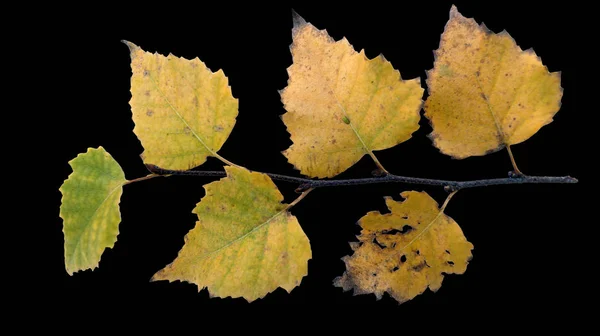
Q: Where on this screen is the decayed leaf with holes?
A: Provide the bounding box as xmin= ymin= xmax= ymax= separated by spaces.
xmin=152 ymin=166 xmax=311 ymax=302
xmin=334 ymin=191 xmax=473 ymax=303
xmin=124 ymin=41 xmax=238 ymax=169
xmin=59 ymin=147 xmax=127 ymax=275
xmin=424 ymin=6 xmax=562 ymax=158
xmin=280 ymin=14 xmax=423 ymax=178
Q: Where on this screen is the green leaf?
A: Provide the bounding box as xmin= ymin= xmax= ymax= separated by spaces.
xmin=59 ymin=147 xmax=127 ymax=275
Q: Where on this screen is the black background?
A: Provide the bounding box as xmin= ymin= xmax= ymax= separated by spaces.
xmin=43 ymin=1 xmax=584 ymax=314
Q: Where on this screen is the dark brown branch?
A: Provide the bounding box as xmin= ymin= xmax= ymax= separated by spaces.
xmin=144 ymin=164 xmax=578 ymax=192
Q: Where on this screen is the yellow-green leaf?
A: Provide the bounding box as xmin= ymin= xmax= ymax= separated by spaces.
xmin=334 ymin=191 xmax=473 ymax=303
xmin=125 ymin=41 xmax=238 ymax=169
xmin=424 ymin=6 xmax=562 ymax=158
xmin=152 ymin=166 xmax=311 ymax=302
xmin=281 ymin=15 xmax=423 ymax=178
xmin=59 ymin=147 xmax=127 ymax=275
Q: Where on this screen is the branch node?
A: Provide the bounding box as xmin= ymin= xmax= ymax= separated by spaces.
xmin=371 ymin=168 xmax=387 ymax=177
xmin=444 ymin=185 xmax=458 ymax=193
xmin=295 ymin=183 xmax=312 ymax=193
xmin=145 ymin=164 xmax=161 ymax=174
xmin=508 ymin=170 xmax=525 ymax=178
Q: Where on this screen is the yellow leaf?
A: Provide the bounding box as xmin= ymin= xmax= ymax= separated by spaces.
xmin=152 ymin=166 xmax=311 ymax=302
xmin=125 ymin=41 xmax=238 ymax=169
xmin=334 ymin=191 xmax=473 ymax=303
xmin=424 ymin=6 xmax=562 ymax=159
xmin=281 ymin=15 xmax=423 ymax=178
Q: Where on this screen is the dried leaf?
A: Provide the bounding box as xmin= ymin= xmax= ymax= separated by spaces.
xmin=424 ymin=6 xmax=562 ymax=158
xmin=152 ymin=166 xmax=311 ymax=302
xmin=281 ymin=14 xmax=423 ymax=178
xmin=334 ymin=191 xmax=473 ymax=303
xmin=125 ymin=41 xmax=238 ymax=169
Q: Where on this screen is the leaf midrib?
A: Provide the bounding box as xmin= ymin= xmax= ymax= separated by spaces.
xmin=147 ymin=73 xmax=217 ymax=157
xmin=68 ymin=181 xmax=123 ymax=268
xmin=192 ymin=206 xmax=288 ymax=262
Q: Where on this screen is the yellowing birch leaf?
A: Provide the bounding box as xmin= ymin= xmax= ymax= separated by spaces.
xmin=59 ymin=147 xmax=127 ymax=275
xmin=152 ymin=166 xmax=311 ymax=302
xmin=125 ymin=41 xmax=238 ymax=169
xmin=281 ymin=15 xmax=423 ymax=178
xmin=334 ymin=191 xmax=473 ymax=304
xmin=424 ymin=6 xmax=562 ymax=158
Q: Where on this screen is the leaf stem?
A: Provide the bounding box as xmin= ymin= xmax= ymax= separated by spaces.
xmin=368 ymin=153 xmax=389 ymax=175
xmin=124 ymin=174 xmax=161 ymax=185
xmin=506 ymin=145 xmax=522 ymax=175
xmin=214 ymin=153 xmax=241 ymax=168
xmin=440 ymin=190 xmax=458 ymax=212
xmin=144 ymin=165 xmax=577 ymax=191
xmin=287 ymin=188 xmax=313 ymax=209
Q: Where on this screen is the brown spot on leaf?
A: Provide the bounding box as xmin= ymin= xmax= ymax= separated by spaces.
xmin=213 ymin=125 xmax=224 ymax=132
xmin=412 ymin=262 xmax=427 ymax=272
xmin=146 ymin=110 xmax=154 ymax=116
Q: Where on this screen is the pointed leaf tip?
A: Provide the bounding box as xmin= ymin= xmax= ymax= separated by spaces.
xmin=450 ymin=4 xmax=459 ymax=17
xmin=291 ymin=9 xmax=307 ymax=28
xmin=121 ymin=40 xmax=138 ymax=53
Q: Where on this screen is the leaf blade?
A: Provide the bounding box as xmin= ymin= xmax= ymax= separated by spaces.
xmin=281 ymin=17 xmax=423 ymax=178
xmin=59 ymin=147 xmax=127 ymax=275
xmin=334 ymin=191 xmax=473 ymax=303
xmin=152 ymin=166 xmax=311 ymax=302
xmin=125 ymin=41 xmax=238 ymax=169
xmin=424 ymin=6 xmax=562 ymax=158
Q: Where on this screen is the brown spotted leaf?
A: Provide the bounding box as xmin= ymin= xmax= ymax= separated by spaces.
xmin=125 ymin=41 xmax=238 ymax=169
xmin=424 ymin=6 xmax=562 ymax=158
xmin=334 ymin=191 xmax=473 ymax=303
xmin=280 ymin=14 xmax=423 ymax=178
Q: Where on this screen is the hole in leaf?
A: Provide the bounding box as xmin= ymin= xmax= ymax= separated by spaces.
xmin=447 ymin=261 xmax=455 ymax=266
xmin=400 ymin=255 xmax=407 ymax=263
xmin=415 ymin=250 xmax=420 ymax=255
xmin=445 ymin=250 xmax=451 ymax=254
xmin=381 ymin=225 xmax=413 ymax=235
xmin=372 ymin=273 xmax=377 ymax=276
xmin=372 ymin=238 xmax=385 ymax=249
xmin=381 ymin=229 xmax=401 ymax=235
xmin=392 ymin=266 xmax=399 ymax=272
